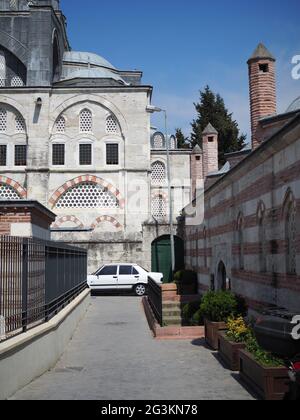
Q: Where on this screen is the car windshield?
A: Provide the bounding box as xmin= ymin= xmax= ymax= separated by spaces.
xmin=138 ymin=265 xmax=149 ymax=273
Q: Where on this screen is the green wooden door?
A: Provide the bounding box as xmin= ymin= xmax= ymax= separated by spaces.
xmin=151 ymin=236 xmax=184 ymax=283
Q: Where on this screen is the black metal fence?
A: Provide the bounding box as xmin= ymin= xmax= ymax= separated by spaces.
xmin=147 ymin=276 xmax=163 ymax=326
xmin=0 ymin=236 xmax=87 ymax=340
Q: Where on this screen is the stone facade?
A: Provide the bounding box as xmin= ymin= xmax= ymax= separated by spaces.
xmin=0 ymin=1 xmax=209 ymax=275
xmin=183 ymin=45 xmax=300 ymax=313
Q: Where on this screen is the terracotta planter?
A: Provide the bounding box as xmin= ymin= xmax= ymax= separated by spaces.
xmin=205 ymin=319 xmax=227 ymax=350
xmin=218 ymin=331 xmax=246 ymax=371
xmin=239 ymin=349 xmax=289 ymax=400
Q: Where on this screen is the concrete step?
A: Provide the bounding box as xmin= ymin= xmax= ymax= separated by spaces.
xmin=162 ymin=309 xmax=182 ymax=317
xmin=163 ymin=316 xmax=182 ymax=326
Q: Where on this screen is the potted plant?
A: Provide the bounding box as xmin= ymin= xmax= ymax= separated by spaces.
xmin=174 ymin=270 xmax=198 ymax=296
xmin=200 ymin=291 xmax=242 ymax=350
xmin=239 ymin=332 xmax=289 ymax=400
xmin=218 ymin=317 xmax=249 ymax=371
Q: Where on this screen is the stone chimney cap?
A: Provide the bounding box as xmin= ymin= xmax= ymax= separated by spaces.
xmin=192 ymin=144 xmax=202 ymax=154
xmin=248 ymin=43 xmax=275 ymax=63
xmin=203 ymin=123 xmax=218 ymax=135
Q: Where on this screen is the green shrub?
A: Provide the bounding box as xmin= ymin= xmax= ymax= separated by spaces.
xmin=174 ymin=270 xmax=197 ymax=284
xmin=200 ymin=291 xmax=239 ymax=322
xmin=245 ymin=332 xmax=284 ymax=368
xmin=191 ymin=309 xmax=204 ymax=326
xmin=182 ymin=301 xmax=201 ymax=323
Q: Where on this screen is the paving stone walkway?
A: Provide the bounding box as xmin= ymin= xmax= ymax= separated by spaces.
xmin=11 ymin=296 xmax=254 ymax=400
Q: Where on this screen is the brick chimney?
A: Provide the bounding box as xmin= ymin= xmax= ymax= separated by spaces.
xmin=248 ymin=43 xmax=277 ymax=149
xmin=191 ymin=144 xmax=203 ymax=200
xmin=202 ymin=123 xmax=219 ymax=178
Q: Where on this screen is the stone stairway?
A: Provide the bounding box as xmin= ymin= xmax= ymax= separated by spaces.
xmin=162 ymin=301 xmax=182 ymax=326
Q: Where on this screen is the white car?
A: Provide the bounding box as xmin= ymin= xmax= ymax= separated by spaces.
xmin=87 ymin=263 xmax=163 ymax=296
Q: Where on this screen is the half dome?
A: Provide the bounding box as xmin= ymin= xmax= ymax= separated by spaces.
xmin=286 ymin=97 xmax=300 ymax=113
xmin=63 ymin=51 xmax=116 ymax=70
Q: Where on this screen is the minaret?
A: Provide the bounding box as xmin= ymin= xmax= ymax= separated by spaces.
xmin=191 ymin=144 xmax=203 ymax=200
xmin=248 ymin=43 xmax=277 ymax=149
xmin=202 ymin=123 xmax=219 ymax=178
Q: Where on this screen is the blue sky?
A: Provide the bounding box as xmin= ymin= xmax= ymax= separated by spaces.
xmin=61 ymin=0 xmax=300 ymax=141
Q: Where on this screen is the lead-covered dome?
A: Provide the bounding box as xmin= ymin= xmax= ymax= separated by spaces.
xmin=63 ymin=51 xmax=116 ymax=70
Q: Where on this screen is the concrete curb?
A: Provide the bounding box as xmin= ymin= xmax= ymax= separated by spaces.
xmin=0 ymin=289 xmax=91 ymax=400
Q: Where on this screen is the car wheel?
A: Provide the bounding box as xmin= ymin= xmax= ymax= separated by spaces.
xmin=134 ymin=284 xmax=146 ymax=297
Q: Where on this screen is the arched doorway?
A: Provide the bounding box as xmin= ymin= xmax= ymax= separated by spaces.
xmin=151 ymin=235 xmax=184 ymax=283
xmin=217 ymin=261 xmax=230 ymax=291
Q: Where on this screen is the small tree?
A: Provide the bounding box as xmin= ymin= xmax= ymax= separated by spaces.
xmin=191 ymin=86 xmax=246 ymax=165
xmin=175 ymin=128 xmax=190 ymax=149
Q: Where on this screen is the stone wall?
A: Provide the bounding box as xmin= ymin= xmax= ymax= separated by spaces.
xmin=184 ymin=115 xmax=300 ymax=313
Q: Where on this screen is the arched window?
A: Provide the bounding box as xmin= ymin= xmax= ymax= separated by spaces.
xmin=0 ymin=183 xmax=21 ymax=200
xmin=15 ymin=115 xmax=25 ymax=133
xmin=257 ymin=203 xmax=267 ymax=273
xmin=11 ymin=76 xmax=24 ymax=87
xmin=55 ymin=182 xmax=119 ymax=209
xmin=0 ymin=52 xmax=6 ymax=87
xmin=151 ymin=161 xmax=166 ymax=185
xmin=169 ymin=136 xmax=176 ymax=150
xmin=79 ymin=109 xmax=92 ymax=133
xmin=285 ymin=198 xmax=297 ymax=275
xmin=152 ymin=195 xmax=167 ymax=219
xmin=106 ymin=115 xmax=118 ymax=134
xmin=152 ymin=133 xmax=165 ymax=149
xmin=237 ymin=213 xmax=244 ymax=270
xmin=55 ymin=116 xmax=66 ymax=133
xmin=0 ymin=109 xmax=7 ymax=132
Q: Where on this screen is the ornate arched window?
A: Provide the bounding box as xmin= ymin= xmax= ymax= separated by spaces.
xmin=152 ymin=132 xmax=165 ymax=149
xmin=152 ymin=195 xmax=167 ymax=219
xmin=257 ymin=202 xmax=267 ymax=273
xmin=106 ymin=115 xmax=118 ymax=134
xmin=284 ymin=195 xmax=297 ymax=275
xmin=15 ymin=115 xmax=25 ymax=133
xmin=237 ymin=213 xmax=244 ymax=270
xmin=55 ymin=116 xmax=66 ymax=133
xmin=0 ymin=108 xmax=7 ymax=132
xmin=11 ymin=76 xmax=24 ymax=87
xmin=55 ymin=182 xmax=119 ymax=209
xmin=151 ymin=161 xmax=166 ymax=185
xmin=0 ymin=183 xmax=21 ymax=200
xmin=0 ymin=52 xmax=6 ymax=87
xmin=79 ymin=109 xmax=92 ymax=133
xmin=169 ymin=136 xmax=176 ymax=150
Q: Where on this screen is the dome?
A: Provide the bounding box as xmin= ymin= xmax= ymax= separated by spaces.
xmin=61 ymin=67 xmax=127 ymax=84
xmin=63 ymin=51 xmax=116 ymax=70
xmin=286 ymin=97 xmax=300 ymax=113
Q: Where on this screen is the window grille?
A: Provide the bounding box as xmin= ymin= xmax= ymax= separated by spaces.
xmin=80 ymin=109 xmax=92 ymax=133
xmin=14 ymin=145 xmax=27 ymax=166
xmin=52 ymin=144 xmax=65 ymax=166
xmin=106 ymin=115 xmax=118 ymax=134
xmin=0 ymin=109 xmax=7 ymax=132
xmin=0 ymin=183 xmax=21 ymax=200
xmin=106 ymin=143 xmax=119 ymax=165
xmin=151 ymin=161 xmax=166 ymax=185
xmin=79 ymin=144 xmax=92 ymax=165
xmin=56 ymin=183 xmax=119 ymax=209
xmin=153 ymin=134 xmax=164 ymax=149
xmin=10 ymin=0 xmax=18 ymax=10
xmin=15 ymin=116 xmax=25 ymax=133
xmin=152 ymin=195 xmax=167 ymax=219
xmin=11 ymin=76 xmax=24 ymax=87
xmin=0 ymin=145 xmax=7 ymax=166
xmin=55 ymin=116 xmax=66 ymax=133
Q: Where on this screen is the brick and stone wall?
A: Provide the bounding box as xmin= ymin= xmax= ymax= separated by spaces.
xmin=183 ymin=115 xmax=300 ymax=313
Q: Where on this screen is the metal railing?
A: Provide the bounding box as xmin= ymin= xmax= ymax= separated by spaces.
xmin=0 ymin=236 xmax=87 ymax=341
xmin=147 ymin=276 xmax=163 ymax=326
